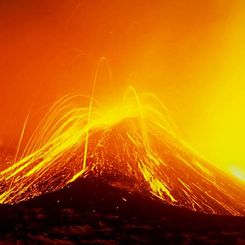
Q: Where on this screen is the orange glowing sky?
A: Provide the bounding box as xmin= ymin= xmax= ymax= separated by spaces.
xmin=0 ymin=0 xmax=244 ymax=180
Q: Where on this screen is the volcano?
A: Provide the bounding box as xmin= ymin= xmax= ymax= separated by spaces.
xmin=0 ymin=89 xmax=245 ymax=244
xmin=0 ymin=89 xmax=244 ymax=216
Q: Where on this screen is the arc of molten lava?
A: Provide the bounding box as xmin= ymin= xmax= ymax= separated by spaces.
xmin=69 ymin=57 xmax=107 ymax=183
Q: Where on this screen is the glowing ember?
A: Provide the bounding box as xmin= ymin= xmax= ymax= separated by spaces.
xmin=0 ymin=87 xmax=244 ymax=216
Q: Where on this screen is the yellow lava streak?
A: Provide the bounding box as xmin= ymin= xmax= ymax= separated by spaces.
xmin=0 ymin=87 xmax=244 ymax=216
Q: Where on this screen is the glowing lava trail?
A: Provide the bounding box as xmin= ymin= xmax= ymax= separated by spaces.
xmin=0 ymin=87 xmax=244 ymax=216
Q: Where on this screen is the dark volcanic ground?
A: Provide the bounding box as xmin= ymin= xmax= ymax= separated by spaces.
xmin=0 ymin=177 xmax=244 ymax=245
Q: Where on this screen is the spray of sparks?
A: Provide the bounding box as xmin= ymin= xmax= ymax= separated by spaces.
xmin=0 ymin=85 xmax=244 ymax=216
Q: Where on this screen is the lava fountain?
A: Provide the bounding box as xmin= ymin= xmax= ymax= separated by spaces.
xmin=0 ymin=86 xmax=244 ymax=216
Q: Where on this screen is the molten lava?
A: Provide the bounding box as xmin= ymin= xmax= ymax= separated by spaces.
xmin=0 ymin=87 xmax=244 ymax=216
